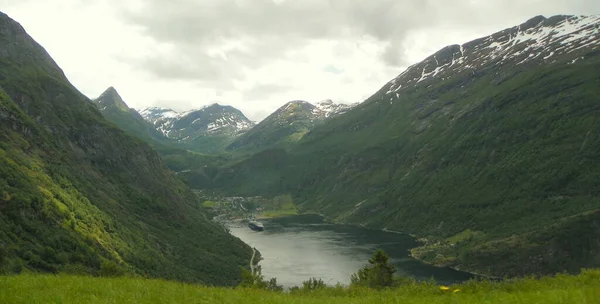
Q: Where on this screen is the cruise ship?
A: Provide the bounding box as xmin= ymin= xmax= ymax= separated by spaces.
xmin=248 ymin=220 xmax=264 ymax=231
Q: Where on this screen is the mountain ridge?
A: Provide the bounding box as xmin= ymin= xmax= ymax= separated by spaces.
xmin=139 ymin=104 xmax=254 ymax=138
xmin=227 ymin=99 xmax=357 ymax=151
xmin=379 ymin=14 xmax=600 ymax=99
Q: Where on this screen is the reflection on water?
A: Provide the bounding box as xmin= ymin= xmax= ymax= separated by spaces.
xmin=229 ymin=214 xmax=474 ymax=287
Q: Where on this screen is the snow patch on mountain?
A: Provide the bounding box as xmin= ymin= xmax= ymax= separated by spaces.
xmin=315 ymin=99 xmax=357 ymax=118
xmin=383 ymin=15 xmax=600 ymax=97
xmin=138 ymin=104 xmax=255 ymax=140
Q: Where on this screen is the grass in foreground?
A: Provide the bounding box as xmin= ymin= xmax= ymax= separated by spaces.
xmin=1 ymin=270 xmax=600 ymax=304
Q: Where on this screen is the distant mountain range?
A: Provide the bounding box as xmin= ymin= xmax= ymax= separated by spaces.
xmin=93 ymin=94 xmax=357 ymax=154
xmin=139 ymin=104 xmax=255 ymax=139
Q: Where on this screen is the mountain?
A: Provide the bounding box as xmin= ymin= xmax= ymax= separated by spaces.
xmin=315 ymin=99 xmax=357 ymax=118
xmin=92 ymin=87 xmax=168 ymax=145
xmin=92 ymin=93 xmax=239 ymax=181
xmin=227 ymin=100 xmax=356 ymax=151
xmin=139 ymin=104 xmax=254 ymax=153
xmin=209 ymin=15 xmax=600 ymax=277
xmin=0 ymin=12 xmax=251 ymax=285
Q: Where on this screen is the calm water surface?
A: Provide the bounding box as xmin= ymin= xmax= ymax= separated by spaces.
xmin=229 ymin=215 xmax=474 ymax=287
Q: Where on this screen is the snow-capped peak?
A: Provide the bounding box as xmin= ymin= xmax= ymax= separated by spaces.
xmin=315 ymin=99 xmax=357 ymax=118
xmin=383 ymin=15 xmax=600 ymax=97
xmin=138 ymin=107 xmax=179 ymax=120
xmin=138 ymin=104 xmax=255 ymax=140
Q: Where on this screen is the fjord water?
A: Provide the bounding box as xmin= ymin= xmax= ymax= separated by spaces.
xmin=229 ymin=215 xmax=474 ymax=287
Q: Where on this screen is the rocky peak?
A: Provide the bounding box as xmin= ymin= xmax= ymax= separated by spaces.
xmin=94 ymin=87 xmax=130 ymax=112
xmin=520 ymin=15 xmax=548 ymax=31
xmin=279 ymin=100 xmax=316 ymax=113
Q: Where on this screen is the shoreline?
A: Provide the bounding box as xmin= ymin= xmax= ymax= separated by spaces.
xmin=315 ymin=215 xmax=499 ymax=281
xmin=407 ymin=249 xmax=502 ymax=281
xmin=232 ymin=212 xmax=498 ymax=281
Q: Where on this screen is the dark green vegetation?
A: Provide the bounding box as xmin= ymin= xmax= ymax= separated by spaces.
xmin=182 ymin=16 xmax=600 ymax=278
xmin=0 ymin=12 xmax=251 ymax=285
xmin=91 ymin=89 xmax=241 ymax=176
xmin=227 ymin=101 xmax=328 ymax=152
xmin=285 ymin=53 xmax=600 ymax=277
xmin=239 ymin=266 xmax=284 ymax=292
xmin=350 ymin=249 xmax=397 ymax=289
xmin=2 ymin=269 xmax=599 ymax=303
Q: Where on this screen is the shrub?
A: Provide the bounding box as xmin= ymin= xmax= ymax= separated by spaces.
xmin=98 ymin=260 xmax=124 ymax=277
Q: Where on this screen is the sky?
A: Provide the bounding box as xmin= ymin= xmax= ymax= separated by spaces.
xmin=1 ymin=0 xmax=599 ymax=121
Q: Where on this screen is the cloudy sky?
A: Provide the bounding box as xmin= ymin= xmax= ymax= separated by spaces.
xmin=1 ymin=0 xmax=599 ymax=121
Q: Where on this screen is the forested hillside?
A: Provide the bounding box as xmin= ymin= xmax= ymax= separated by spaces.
xmin=0 ymin=11 xmax=251 ymax=285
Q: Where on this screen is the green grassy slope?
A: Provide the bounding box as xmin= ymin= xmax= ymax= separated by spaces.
xmin=0 ymin=12 xmax=251 ymax=285
xmin=2 ymin=271 xmax=599 ymax=304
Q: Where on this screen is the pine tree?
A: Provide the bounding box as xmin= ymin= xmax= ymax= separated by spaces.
xmin=350 ymin=249 xmax=396 ymax=289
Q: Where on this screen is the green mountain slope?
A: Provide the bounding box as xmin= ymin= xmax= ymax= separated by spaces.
xmin=92 ymin=87 xmax=169 ymax=145
xmin=205 ymin=15 xmax=600 ymax=277
xmin=0 ymin=12 xmax=251 ymax=285
xmin=227 ymin=100 xmax=353 ymax=152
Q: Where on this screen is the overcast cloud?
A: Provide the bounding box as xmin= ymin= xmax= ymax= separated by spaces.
xmin=1 ymin=0 xmax=599 ymax=121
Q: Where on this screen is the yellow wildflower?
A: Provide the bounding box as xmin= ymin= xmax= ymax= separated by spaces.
xmin=440 ymin=286 xmax=450 ymax=291
xmin=453 ymin=289 xmax=461 ymax=293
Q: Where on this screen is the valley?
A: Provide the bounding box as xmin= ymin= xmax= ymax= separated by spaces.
xmin=92 ymin=14 xmax=600 ymax=280
xmin=1 ymin=5 xmax=600 ymax=303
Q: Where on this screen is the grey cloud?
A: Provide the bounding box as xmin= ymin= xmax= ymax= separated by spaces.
xmin=140 ymin=57 xmax=236 ymax=82
xmin=242 ymin=83 xmax=293 ymax=101
xmin=381 ymin=41 xmax=409 ymax=67
xmin=119 ymin=0 xmax=432 ymax=74
xmin=124 ymin=1 xmax=418 ymax=43
xmin=115 ymin=0 xmax=600 ymax=94
xmin=137 ymin=59 xmax=239 ymax=91
xmin=323 ymin=65 xmax=344 ymax=74
xmin=120 ymin=0 xmax=600 ymax=65
xmin=244 ymin=109 xmax=271 ymax=122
